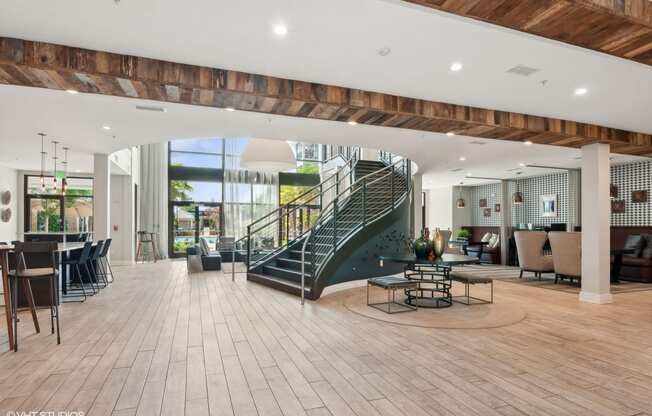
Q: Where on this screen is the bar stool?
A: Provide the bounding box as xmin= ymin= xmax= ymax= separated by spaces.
xmin=89 ymin=240 xmax=107 ymax=288
xmin=136 ymin=231 xmax=158 ymax=263
xmin=98 ymin=238 xmax=114 ymax=283
xmin=62 ymin=241 xmax=94 ymax=301
xmin=8 ymin=241 xmax=61 ymax=351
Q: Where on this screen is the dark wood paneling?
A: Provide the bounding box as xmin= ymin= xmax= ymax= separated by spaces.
xmin=403 ymin=0 xmax=652 ymax=66
xmin=1 ymin=37 xmax=651 ymax=156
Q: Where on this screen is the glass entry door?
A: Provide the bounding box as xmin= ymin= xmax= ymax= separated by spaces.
xmin=170 ymin=203 xmax=222 ymax=257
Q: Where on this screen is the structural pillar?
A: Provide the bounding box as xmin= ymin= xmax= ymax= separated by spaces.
xmin=500 ymin=180 xmax=512 ymax=265
xmin=93 ymin=153 xmax=111 ymax=241
xmin=579 ymin=143 xmax=612 ymax=304
xmin=412 ymin=173 xmax=423 ymax=238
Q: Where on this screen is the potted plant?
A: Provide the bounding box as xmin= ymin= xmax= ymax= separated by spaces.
xmin=455 ymin=228 xmax=471 ymax=241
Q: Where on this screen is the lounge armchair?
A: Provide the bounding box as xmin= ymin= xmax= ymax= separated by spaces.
xmin=548 ymin=232 xmax=581 ymax=284
xmin=514 ymin=231 xmax=554 ymax=280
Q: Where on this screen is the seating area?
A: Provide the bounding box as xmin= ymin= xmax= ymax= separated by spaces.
xmin=1 ymin=2 xmax=652 ymax=415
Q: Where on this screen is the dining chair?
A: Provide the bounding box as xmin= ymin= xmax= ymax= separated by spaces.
xmin=548 ymin=232 xmax=581 ymax=284
xmin=8 ymin=241 xmax=61 ymax=351
xmin=514 ymin=231 xmax=554 ymax=280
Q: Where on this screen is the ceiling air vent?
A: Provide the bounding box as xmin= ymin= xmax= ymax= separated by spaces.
xmin=136 ymin=105 xmax=166 ymax=112
xmin=506 ymin=65 xmax=540 ymax=77
xmin=450 ymin=168 xmax=464 ymax=172
xmin=469 ymin=141 xmax=486 ymax=145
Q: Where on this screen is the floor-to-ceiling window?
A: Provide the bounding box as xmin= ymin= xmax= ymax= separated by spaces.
xmin=167 ymin=138 xmax=279 ymax=257
xmin=167 ymin=139 xmax=355 ymax=257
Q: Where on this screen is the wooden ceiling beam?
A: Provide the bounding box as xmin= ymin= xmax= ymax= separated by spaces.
xmin=0 ymin=36 xmax=651 ymax=157
xmin=403 ymin=0 xmax=652 ymax=66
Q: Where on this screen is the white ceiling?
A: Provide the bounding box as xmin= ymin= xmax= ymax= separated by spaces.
xmin=1 ymin=0 xmax=651 ymax=135
xmin=0 ymin=85 xmax=644 ymax=189
xmin=0 ymin=0 xmax=649 ymax=188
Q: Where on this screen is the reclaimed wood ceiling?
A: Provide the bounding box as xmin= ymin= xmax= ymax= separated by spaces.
xmin=403 ymin=0 xmax=652 ymax=66
xmin=0 ymin=37 xmax=651 ymax=157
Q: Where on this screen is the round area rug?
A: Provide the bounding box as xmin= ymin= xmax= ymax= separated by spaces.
xmin=329 ymin=286 xmax=526 ymax=329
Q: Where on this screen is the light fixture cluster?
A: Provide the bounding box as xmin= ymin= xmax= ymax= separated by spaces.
xmin=36 ymin=133 xmax=70 ymax=195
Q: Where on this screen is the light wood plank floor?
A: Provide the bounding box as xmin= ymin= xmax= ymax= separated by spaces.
xmin=2 ymin=260 xmax=652 ymax=416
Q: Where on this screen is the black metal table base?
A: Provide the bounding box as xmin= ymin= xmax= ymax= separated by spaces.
xmin=403 ymin=266 xmax=453 ymax=309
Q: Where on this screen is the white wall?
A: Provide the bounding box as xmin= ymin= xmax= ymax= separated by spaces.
xmin=451 ymin=186 xmax=472 ymax=233
xmin=109 ymin=147 xmax=140 ymax=264
xmin=0 ymin=165 xmax=18 ymax=243
xmin=427 ymin=186 xmax=453 ymax=231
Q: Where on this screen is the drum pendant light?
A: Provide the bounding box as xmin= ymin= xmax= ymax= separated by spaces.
xmin=240 ymin=138 xmax=296 ymax=172
xmin=513 ymin=180 xmax=523 ymax=205
xmin=456 ymin=182 xmax=466 ymax=208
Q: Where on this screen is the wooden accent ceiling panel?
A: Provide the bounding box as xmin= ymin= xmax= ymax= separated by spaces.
xmin=403 ymin=0 xmax=652 ymax=65
xmin=0 ymin=37 xmax=651 ymax=156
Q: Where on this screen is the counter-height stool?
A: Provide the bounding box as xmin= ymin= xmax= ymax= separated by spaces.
xmin=62 ymin=241 xmax=95 ymax=301
xmin=8 ymin=241 xmax=61 ymax=351
xmin=89 ymin=240 xmax=107 ymax=289
xmin=136 ymin=231 xmax=159 ymax=263
xmin=98 ymin=238 xmax=114 ymax=283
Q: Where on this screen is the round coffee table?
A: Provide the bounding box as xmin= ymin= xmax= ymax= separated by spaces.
xmin=379 ymin=254 xmax=481 ymax=308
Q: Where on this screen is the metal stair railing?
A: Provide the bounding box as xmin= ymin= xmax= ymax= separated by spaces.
xmin=301 ymin=156 xmax=411 ymax=297
xmin=244 ymin=148 xmax=359 ymax=270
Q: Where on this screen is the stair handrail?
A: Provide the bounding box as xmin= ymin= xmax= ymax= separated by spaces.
xmin=300 ymin=229 xmax=311 ymax=306
xmin=305 ymin=156 xmax=411 ymax=281
xmin=245 ymin=148 xmax=359 ymax=269
xmin=247 ymin=148 xmax=358 ymax=231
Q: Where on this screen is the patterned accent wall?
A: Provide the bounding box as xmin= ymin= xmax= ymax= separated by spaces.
xmin=512 ymin=172 xmax=569 ymax=227
xmin=610 ymin=160 xmax=652 ymax=226
xmin=467 ymin=160 xmax=651 ymax=227
xmin=470 ymin=182 xmax=502 ymax=226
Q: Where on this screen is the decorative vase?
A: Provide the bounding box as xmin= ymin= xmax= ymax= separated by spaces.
xmin=432 ymin=228 xmax=445 ymax=258
xmin=413 ymin=231 xmax=430 ymax=259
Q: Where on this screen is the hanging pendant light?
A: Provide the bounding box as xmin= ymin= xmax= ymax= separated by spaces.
xmin=38 ymin=133 xmax=47 ymax=192
xmin=513 ymin=179 xmax=523 ymax=205
xmin=52 ymin=140 xmax=59 ymax=193
xmin=62 ymin=146 xmax=69 ymax=196
xmin=456 ymin=182 xmax=466 ymax=208
xmin=240 ymin=138 xmax=296 ymax=172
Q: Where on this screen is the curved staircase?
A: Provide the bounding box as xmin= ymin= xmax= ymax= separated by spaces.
xmin=242 ymin=152 xmax=412 ymax=300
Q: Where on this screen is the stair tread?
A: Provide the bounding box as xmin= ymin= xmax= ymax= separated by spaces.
xmin=247 ymin=272 xmax=311 ymax=292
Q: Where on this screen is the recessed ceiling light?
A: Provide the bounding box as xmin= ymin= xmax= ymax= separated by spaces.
xmin=75 ymin=169 xmax=81 ymax=173
xmin=574 ymin=87 xmax=588 ymax=96
xmin=102 ymin=125 xmax=112 ymax=131
xmin=519 ymin=162 xmax=525 ymax=167
xmin=450 ymin=62 xmax=463 ymax=72
xmin=348 ymin=121 xmax=358 ymax=126
xmin=65 ymin=89 xmax=79 ymax=95
xmin=378 ymin=47 xmax=391 ymax=57
xmin=225 ymin=107 xmax=236 ymax=112
xmin=459 ymin=156 xmax=466 ymax=161
xmin=466 ymin=172 xmax=472 ymax=177
xmin=446 ymin=132 xmax=455 ymax=137
xmin=524 ymin=140 xmax=533 ymax=145
xmin=273 ymin=23 xmax=288 ymax=37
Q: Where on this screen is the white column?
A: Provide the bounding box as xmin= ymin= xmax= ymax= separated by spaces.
xmin=500 ymin=180 xmax=512 ymax=265
xmin=412 ymin=174 xmax=423 ymax=237
xmin=93 ymin=153 xmax=111 ymax=241
xmin=580 ymin=143 xmax=612 ymax=304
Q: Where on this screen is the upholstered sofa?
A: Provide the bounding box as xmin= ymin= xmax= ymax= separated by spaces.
xmin=463 ymin=226 xmax=501 ymax=264
xmin=617 ymin=233 xmax=652 ymax=283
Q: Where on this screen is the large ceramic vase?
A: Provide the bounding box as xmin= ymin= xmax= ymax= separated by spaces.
xmin=413 ymin=231 xmax=430 ymax=259
xmin=432 ymin=228 xmax=445 ymax=258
